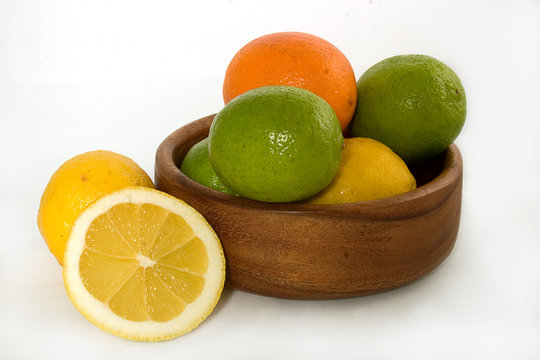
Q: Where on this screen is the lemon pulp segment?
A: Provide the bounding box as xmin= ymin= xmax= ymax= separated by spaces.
xmin=79 ymin=202 xmax=208 ymax=323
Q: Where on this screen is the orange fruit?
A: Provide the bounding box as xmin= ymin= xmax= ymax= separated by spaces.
xmin=223 ymin=32 xmax=357 ymax=131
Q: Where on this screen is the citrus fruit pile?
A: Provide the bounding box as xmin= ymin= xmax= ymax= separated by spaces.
xmin=38 ymin=31 xmax=466 ymax=342
xmin=183 ymin=32 xmax=466 ymax=204
xmin=38 ymin=151 xmax=225 ymax=341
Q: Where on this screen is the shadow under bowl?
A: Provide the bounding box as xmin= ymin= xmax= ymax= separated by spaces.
xmin=155 ymin=114 xmax=463 ymax=299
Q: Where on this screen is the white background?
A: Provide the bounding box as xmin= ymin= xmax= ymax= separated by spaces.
xmin=1 ymin=0 xmax=539 ymax=359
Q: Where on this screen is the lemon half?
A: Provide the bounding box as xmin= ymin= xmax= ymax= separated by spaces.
xmin=63 ymin=187 xmax=225 ymax=341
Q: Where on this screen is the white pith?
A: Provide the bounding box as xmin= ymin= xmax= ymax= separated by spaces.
xmin=63 ymin=187 xmax=226 ymax=341
xmin=136 ymin=254 xmax=156 ymax=268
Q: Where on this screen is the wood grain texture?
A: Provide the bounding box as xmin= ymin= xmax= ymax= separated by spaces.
xmin=155 ymin=114 xmax=463 ymax=299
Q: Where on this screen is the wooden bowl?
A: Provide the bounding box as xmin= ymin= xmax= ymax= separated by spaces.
xmin=155 ymin=114 xmax=463 ymax=299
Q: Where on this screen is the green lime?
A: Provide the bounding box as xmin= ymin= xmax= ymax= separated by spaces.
xmin=208 ymin=85 xmax=343 ymax=203
xmin=350 ymin=54 xmax=466 ymax=164
xmin=180 ymin=138 xmax=236 ymax=195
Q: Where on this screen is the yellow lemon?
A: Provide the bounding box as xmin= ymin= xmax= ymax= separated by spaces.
xmin=63 ymin=186 xmax=225 ymax=341
xmin=37 ymin=150 xmax=154 ymax=265
xmin=305 ymin=138 xmax=416 ymax=204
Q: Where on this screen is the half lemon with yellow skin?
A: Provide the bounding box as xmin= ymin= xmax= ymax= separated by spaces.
xmin=63 ymin=186 xmax=225 ymax=341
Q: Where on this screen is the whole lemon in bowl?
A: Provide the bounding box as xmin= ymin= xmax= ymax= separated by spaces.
xmin=37 ymin=150 xmax=154 ymax=265
xmin=350 ymin=54 xmax=466 ymax=164
xmin=305 ymin=137 xmax=416 ymax=204
xmin=209 ymin=85 xmax=343 ymax=203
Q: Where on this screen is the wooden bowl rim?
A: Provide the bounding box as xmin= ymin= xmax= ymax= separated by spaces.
xmin=155 ymin=114 xmax=463 ymax=220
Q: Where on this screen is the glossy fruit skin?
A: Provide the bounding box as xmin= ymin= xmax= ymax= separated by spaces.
xmin=209 ymin=86 xmax=343 ymax=203
xmin=180 ymin=138 xmax=235 ymax=195
xmin=350 ymin=54 xmax=466 ymax=164
xmin=223 ymin=32 xmax=357 ymax=131
xmin=305 ymin=138 xmax=416 ymax=204
xmin=37 ymin=151 xmax=154 ymax=265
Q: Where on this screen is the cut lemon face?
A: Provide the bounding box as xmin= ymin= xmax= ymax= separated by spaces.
xmin=63 ymin=187 xmax=225 ymax=341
